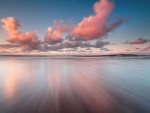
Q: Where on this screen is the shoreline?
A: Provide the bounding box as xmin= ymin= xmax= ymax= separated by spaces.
xmin=0 ymin=54 xmax=149 ymax=58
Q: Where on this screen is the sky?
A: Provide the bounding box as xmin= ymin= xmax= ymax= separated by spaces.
xmin=0 ymin=0 xmax=150 ymax=54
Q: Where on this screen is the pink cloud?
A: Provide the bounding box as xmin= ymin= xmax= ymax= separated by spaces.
xmin=66 ymin=0 xmax=126 ymax=41
xmin=44 ymin=20 xmax=73 ymax=44
xmin=1 ymin=0 xmax=128 ymax=51
xmin=130 ymin=38 xmax=148 ymax=44
xmin=1 ymin=17 xmax=41 ymax=49
xmin=44 ymin=26 xmax=62 ymax=45
xmin=53 ymin=19 xmax=73 ymax=32
xmin=1 ymin=17 xmax=20 ymax=33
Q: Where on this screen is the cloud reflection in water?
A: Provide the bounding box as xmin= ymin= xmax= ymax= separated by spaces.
xmin=0 ymin=57 xmax=150 ymax=113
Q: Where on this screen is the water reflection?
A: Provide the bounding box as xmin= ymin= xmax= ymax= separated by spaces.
xmin=0 ymin=57 xmax=150 ymax=113
xmin=3 ymin=60 xmax=19 ymax=106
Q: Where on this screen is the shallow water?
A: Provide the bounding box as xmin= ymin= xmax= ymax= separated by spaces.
xmin=0 ymin=56 xmax=150 ymax=113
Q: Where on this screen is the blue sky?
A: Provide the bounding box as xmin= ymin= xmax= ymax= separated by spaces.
xmin=0 ymin=0 xmax=150 ymax=54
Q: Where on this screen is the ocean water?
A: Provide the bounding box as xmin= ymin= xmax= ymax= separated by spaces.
xmin=0 ymin=56 xmax=150 ymax=113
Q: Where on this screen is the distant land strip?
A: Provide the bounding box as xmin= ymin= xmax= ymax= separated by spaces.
xmin=0 ymin=54 xmax=149 ymax=58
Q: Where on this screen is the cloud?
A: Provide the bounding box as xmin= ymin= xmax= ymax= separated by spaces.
xmin=1 ymin=0 xmax=127 ymax=52
xmin=66 ymin=0 xmax=127 ymax=41
xmin=85 ymin=48 xmax=91 ymax=50
xmin=40 ymin=41 xmax=81 ymax=51
xmin=62 ymin=41 xmax=96 ymax=49
xmin=44 ymin=20 xmax=73 ymax=44
xmin=40 ymin=39 xmax=111 ymax=52
xmin=126 ymin=49 xmax=131 ymax=51
xmin=57 ymin=49 xmax=64 ymax=52
xmin=135 ymin=48 xmax=140 ymax=50
xmin=123 ymin=40 xmax=129 ymax=44
xmin=53 ymin=20 xmax=73 ymax=32
xmin=0 ymin=51 xmax=11 ymax=53
xmin=68 ymin=48 xmax=78 ymax=52
xmin=62 ymin=48 xmax=78 ymax=52
xmin=95 ymin=40 xmax=110 ymax=48
xmin=1 ymin=6 xmax=119 ymax=52
xmin=63 ymin=41 xmax=72 ymax=48
xmin=48 ymin=43 xmax=63 ymax=51
xmin=123 ymin=38 xmax=149 ymax=45
xmin=1 ymin=0 xmax=130 ymax=53
xmin=100 ymin=47 xmax=112 ymax=52
xmin=0 ymin=44 xmax=21 ymax=49
xmin=144 ymin=46 xmax=150 ymax=51
xmin=77 ymin=50 xmax=87 ymax=53
xmin=44 ymin=27 xmax=62 ymax=45
xmin=130 ymin=38 xmax=148 ymax=44
xmin=80 ymin=41 xmax=94 ymax=48
xmin=139 ymin=46 xmax=150 ymax=51
xmin=63 ymin=41 xmax=82 ymax=48
xmin=1 ymin=17 xmax=41 ymax=49
xmin=110 ymin=43 xmax=117 ymax=45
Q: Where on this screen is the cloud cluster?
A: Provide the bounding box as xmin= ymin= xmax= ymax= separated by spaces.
xmin=1 ymin=0 xmax=127 ymax=51
xmin=130 ymin=38 xmax=148 ymax=44
xmin=66 ymin=0 xmax=127 ymax=41
xmin=40 ymin=40 xmax=110 ymax=51
xmin=124 ymin=38 xmax=149 ymax=44
xmin=44 ymin=20 xmax=73 ymax=44
xmin=1 ymin=17 xmax=41 ymax=49
xmin=0 ymin=44 xmax=21 ymax=49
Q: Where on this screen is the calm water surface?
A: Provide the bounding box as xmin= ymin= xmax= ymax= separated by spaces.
xmin=0 ymin=56 xmax=150 ymax=113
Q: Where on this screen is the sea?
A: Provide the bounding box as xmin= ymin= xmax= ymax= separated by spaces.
xmin=0 ymin=56 xmax=150 ymax=113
